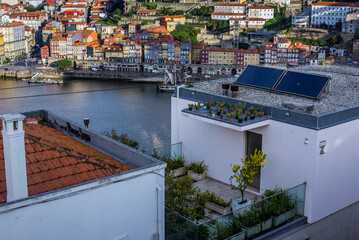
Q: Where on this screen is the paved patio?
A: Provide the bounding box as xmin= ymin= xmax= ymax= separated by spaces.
xmin=194 ymin=178 xmax=259 ymax=202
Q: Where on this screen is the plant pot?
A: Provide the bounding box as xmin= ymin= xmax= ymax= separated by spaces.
xmin=238 ymin=118 xmax=243 ymax=123
xmin=228 ymin=117 xmax=233 ymax=122
xmin=232 ymin=198 xmax=251 ymax=217
xmin=170 ymin=166 xmax=186 ymax=177
xmin=220 ymin=115 xmax=223 ymax=120
xmin=250 ymin=115 xmax=255 ymax=120
xmin=244 ymin=223 xmax=261 ymax=238
xmin=222 ymin=83 xmax=230 ymax=90
xmin=224 ymin=230 xmax=245 ymax=240
xmin=223 ymin=110 xmax=227 ymax=114
xmin=273 ymin=209 xmax=296 ymax=227
xmin=205 ymin=201 xmax=232 ymax=215
xmin=188 ymin=171 xmax=206 ymax=181
xmin=260 ymin=112 xmax=264 ymax=117
xmin=189 ymin=107 xmax=193 ymax=111
xmin=244 ymin=116 xmax=248 ymax=121
xmin=261 ymin=218 xmax=273 ymax=231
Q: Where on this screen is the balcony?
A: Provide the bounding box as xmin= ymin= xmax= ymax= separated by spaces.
xmin=181 ymin=100 xmax=271 ymax=132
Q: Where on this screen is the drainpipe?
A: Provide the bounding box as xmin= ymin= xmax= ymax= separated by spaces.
xmin=176 ymin=85 xmax=185 ymax=144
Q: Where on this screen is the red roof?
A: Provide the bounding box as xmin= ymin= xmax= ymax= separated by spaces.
xmin=137 ymin=10 xmax=155 ymax=14
xmin=313 ymin=1 xmax=359 ymax=7
xmin=215 ymin=3 xmax=247 ymax=6
xmin=0 ymin=121 xmax=133 ymax=204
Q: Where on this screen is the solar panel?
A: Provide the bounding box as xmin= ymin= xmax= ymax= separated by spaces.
xmin=235 ymin=65 xmax=285 ymax=90
xmin=274 ymin=71 xmax=329 ymax=100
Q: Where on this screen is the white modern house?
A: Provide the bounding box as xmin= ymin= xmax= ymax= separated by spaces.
xmin=0 ymin=110 xmax=166 ymax=240
xmin=214 ymin=3 xmax=247 ymax=14
xmin=171 ymin=65 xmax=359 ymax=237
xmin=311 ymin=1 xmax=359 ymax=28
xmin=248 ymin=6 xmax=274 ymax=20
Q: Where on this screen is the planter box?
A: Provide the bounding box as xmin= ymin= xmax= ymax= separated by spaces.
xmin=273 ymin=209 xmax=296 ymax=227
xmin=170 ymin=167 xmax=186 ymax=177
xmin=205 ymin=201 xmax=232 ymax=215
xmin=261 ymin=218 xmax=273 ymax=231
xmin=232 ymin=198 xmax=251 ymax=217
xmin=224 ymin=230 xmax=245 ymax=240
xmin=244 ymin=223 xmax=261 ymax=238
xmin=188 ymin=171 xmax=206 ymax=181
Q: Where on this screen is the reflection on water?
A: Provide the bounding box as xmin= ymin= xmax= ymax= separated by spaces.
xmin=0 ymin=79 xmax=172 ymax=150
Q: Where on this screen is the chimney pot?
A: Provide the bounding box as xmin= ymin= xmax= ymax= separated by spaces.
xmin=0 ymin=114 xmax=28 ymax=202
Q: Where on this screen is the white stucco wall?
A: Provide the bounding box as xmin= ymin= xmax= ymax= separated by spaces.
xmin=311 ymin=119 xmax=359 ymax=223
xmin=172 ymin=96 xmax=359 ymax=225
xmin=0 ymin=167 xmax=165 ymax=240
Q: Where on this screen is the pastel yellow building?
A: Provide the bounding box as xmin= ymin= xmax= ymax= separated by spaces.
xmin=243 ymin=49 xmax=260 ymax=65
xmin=160 ymin=15 xmax=185 ymax=32
xmin=207 ymin=48 xmax=237 ymax=65
xmin=0 ymin=34 xmax=4 ymax=63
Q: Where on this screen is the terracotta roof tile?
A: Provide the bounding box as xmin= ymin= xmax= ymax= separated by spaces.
xmin=0 ymin=121 xmax=133 ymax=204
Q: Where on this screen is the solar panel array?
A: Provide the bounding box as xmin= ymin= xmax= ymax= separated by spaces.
xmin=235 ymin=65 xmax=285 ymax=90
xmin=235 ymin=66 xmax=330 ymax=100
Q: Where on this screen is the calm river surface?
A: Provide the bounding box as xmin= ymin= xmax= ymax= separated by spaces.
xmin=0 ymin=79 xmax=172 ymax=150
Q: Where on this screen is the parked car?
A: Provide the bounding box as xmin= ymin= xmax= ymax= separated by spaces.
xmin=92 ymin=68 xmax=99 ymax=71
xmin=204 ymin=75 xmax=210 ymax=79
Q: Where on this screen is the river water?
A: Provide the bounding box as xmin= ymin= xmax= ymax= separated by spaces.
xmin=0 ymin=79 xmax=172 ymax=151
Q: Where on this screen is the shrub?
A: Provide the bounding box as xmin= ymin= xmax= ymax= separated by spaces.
xmin=188 ymin=160 xmax=208 ymax=174
xmin=204 ymin=191 xmax=231 ymax=208
xmin=164 ymin=154 xmax=185 ymax=170
xmin=102 ymin=128 xmax=139 ymax=149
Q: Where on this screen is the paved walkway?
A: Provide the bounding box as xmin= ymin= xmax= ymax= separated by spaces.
xmin=194 ymin=178 xmax=259 ymax=203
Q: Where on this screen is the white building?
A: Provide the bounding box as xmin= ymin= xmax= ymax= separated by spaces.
xmin=0 ymin=111 xmax=166 ymax=240
xmin=311 ymin=1 xmax=359 ymax=27
xmin=248 ymin=6 xmax=274 ymax=20
xmin=171 ymin=66 xmax=359 ymax=236
xmin=211 ymin=12 xmax=246 ymax=21
xmin=341 ymin=9 xmax=359 ymax=33
xmin=214 ymin=3 xmax=247 ymax=14
xmin=292 ymin=6 xmax=311 ymax=28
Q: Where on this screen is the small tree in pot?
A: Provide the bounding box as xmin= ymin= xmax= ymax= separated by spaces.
xmin=230 ymin=149 xmax=267 ymax=204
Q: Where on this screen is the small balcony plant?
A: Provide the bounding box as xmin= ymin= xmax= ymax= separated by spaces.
xmin=188 ymin=160 xmax=208 ymax=181
xmin=229 ymin=149 xmax=267 ymax=214
xmin=188 ymin=104 xmax=194 ymax=111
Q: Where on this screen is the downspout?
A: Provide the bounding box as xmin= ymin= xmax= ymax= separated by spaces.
xmin=156 ymin=184 xmax=163 ymax=240
xmin=176 ymin=85 xmax=185 ymax=144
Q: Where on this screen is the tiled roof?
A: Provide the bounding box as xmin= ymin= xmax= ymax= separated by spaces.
xmin=0 ymin=121 xmax=133 ymax=204
xmin=215 ymin=3 xmax=247 ymax=6
xmin=313 ymin=1 xmax=359 ymax=7
xmin=137 ymin=10 xmax=155 ymax=14
xmin=248 ymin=6 xmax=273 ymax=9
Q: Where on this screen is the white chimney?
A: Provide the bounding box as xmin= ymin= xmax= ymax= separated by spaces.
xmin=0 ymin=114 xmax=28 ymax=202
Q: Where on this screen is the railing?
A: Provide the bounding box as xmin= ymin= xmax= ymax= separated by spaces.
xmin=165 ymin=183 xmax=306 ymax=240
xmin=151 ymin=142 xmax=182 ymax=161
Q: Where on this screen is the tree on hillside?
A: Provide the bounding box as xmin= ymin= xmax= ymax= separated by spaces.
xmin=57 ymin=59 xmax=73 ymax=70
xmin=171 ymin=25 xmax=200 ymax=44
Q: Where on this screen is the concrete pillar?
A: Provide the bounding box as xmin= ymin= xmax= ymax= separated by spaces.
xmin=0 ymin=114 xmax=28 ymax=202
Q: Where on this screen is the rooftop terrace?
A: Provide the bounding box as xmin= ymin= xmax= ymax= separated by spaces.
xmin=193 ymin=65 xmax=359 ymax=115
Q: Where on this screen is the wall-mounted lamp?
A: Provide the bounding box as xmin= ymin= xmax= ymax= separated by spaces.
xmin=304 ymin=137 xmax=309 ymax=145
xmin=319 ymin=140 xmax=326 ymax=154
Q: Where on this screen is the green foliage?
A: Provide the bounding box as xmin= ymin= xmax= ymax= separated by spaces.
xmin=165 ymin=175 xmax=206 ymax=221
xmin=332 ymin=35 xmax=343 ymax=44
xmin=193 ymin=6 xmax=213 ymax=18
xmin=142 ymin=2 xmax=157 ymax=10
xmin=163 ymin=9 xmax=174 ymax=15
xmin=209 ymin=20 xmax=229 ymax=33
xmin=203 ymin=191 xmax=231 ymax=208
xmin=214 ymin=219 xmax=243 ymax=240
xmin=186 ymin=13 xmax=193 ymax=18
xmin=186 ymin=83 xmax=194 ymax=88
xmin=229 ymin=149 xmax=267 ymax=203
xmin=175 ymin=10 xmax=184 ymax=15
xmin=25 ymin=6 xmax=37 ymax=12
xmin=263 ymin=7 xmax=291 ymax=31
xmin=102 ymin=128 xmax=139 ymax=149
xmin=288 ymin=37 xmax=333 ymax=47
xmin=263 ymin=187 xmax=297 ymax=216
xmin=236 ymin=42 xmax=250 ymax=50
xmin=163 ymin=154 xmax=185 ymax=170
xmin=171 ymin=25 xmax=199 ymax=44
xmin=56 ymin=59 xmax=72 ymax=69
xmin=240 ymin=208 xmax=261 ymax=227
xmin=188 ymin=160 xmax=208 ymax=174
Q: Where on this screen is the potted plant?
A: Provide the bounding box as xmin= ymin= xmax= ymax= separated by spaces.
xmin=259 ymin=104 xmax=264 ymax=117
xmin=220 ymin=113 xmax=223 ymax=120
xmin=218 ymin=101 xmax=225 ymax=110
xmin=226 ymin=113 xmax=234 ymax=122
xmin=195 ymin=102 xmax=201 ymax=111
xmin=204 ymin=191 xmax=232 ymax=215
xmin=227 ymin=103 xmax=232 ymax=113
xmin=249 ymin=107 xmax=258 ymax=120
xmin=268 ymin=190 xmax=297 ymax=227
xmin=224 ymin=219 xmax=245 ymax=240
xmin=229 ymin=149 xmax=267 ymax=216
xmin=165 ymin=154 xmax=187 ymax=177
xmin=217 ymin=106 xmax=221 ymax=115
xmin=260 ymin=199 xmax=275 ymax=231
xmin=187 ymin=160 xmax=208 ymax=181
xmin=237 ymin=114 xmax=243 ymax=123
xmin=241 ymin=209 xmax=261 ymax=238
xmin=210 ymin=110 xmax=215 ymax=117
xmin=188 ymin=104 xmax=194 ymax=111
